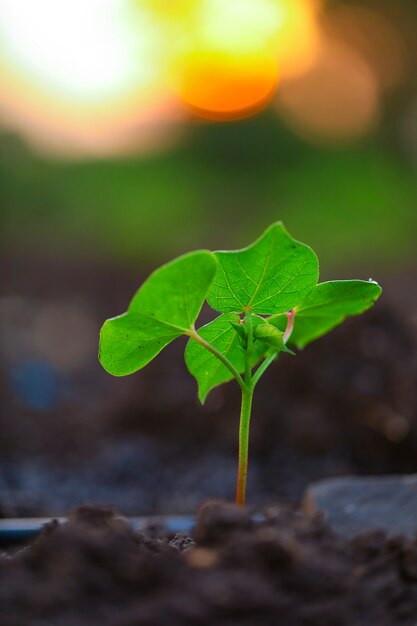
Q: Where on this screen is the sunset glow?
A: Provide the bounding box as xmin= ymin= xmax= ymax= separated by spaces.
xmin=0 ymin=0 xmax=182 ymax=155
xmin=0 ymin=0 xmax=404 ymax=155
xmin=0 ymin=0 xmax=157 ymax=102
xmin=166 ymin=0 xmax=319 ymax=119
xmin=170 ymin=50 xmax=279 ymax=120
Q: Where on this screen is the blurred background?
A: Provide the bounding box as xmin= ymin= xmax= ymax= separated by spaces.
xmin=1 ymin=0 xmax=416 ymax=517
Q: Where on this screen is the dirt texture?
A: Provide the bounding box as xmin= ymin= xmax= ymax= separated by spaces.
xmin=0 ymin=503 xmax=416 ymax=626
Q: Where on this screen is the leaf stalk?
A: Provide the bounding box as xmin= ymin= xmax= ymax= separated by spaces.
xmin=187 ymin=329 xmax=245 ymax=391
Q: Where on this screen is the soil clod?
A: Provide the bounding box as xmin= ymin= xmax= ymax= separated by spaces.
xmin=1 ymin=504 xmax=416 ymax=625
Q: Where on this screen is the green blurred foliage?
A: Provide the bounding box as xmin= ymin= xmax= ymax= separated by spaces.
xmin=1 ymin=112 xmax=416 ymax=272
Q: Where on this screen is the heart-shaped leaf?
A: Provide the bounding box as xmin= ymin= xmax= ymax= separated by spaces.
xmin=207 ymin=222 xmax=319 ymax=315
xmin=99 ymin=250 xmax=217 ymax=376
xmin=268 ymin=279 xmax=382 ymax=348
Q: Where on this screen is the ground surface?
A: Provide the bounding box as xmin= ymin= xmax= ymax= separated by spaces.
xmin=1 ymin=503 xmax=417 ymax=626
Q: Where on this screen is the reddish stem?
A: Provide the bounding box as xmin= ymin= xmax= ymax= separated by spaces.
xmin=283 ymin=309 xmax=295 ymax=343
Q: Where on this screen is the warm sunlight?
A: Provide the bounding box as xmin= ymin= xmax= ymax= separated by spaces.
xmin=0 ymin=0 xmax=398 ymax=154
xmin=166 ymin=0 xmax=319 ymax=119
xmin=171 ymin=49 xmax=279 ymax=120
xmin=0 ymin=0 xmax=158 ymax=102
xmin=0 ymin=0 xmax=181 ymax=155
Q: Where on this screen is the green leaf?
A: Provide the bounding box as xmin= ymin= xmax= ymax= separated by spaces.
xmin=185 ymin=314 xmax=266 ymax=403
xmin=129 ymin=250 xmax=217 ymax=329
xmin=207 ymin=222 xmax=319 ymax=315
xmin=99 ymin=251 xmax=217 ymax=376
xmin=252 ymin=317 xmax=295 ymax=355
xmin=254 ymin=323 xmax=284 ymax=349
xmin=269 ymin=280 xmax=382 ymax=348
xmin=99 ymin=313 xmax=183 ymax=376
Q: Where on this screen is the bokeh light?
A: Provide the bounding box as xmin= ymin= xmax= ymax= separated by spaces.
xmin=276 ymin=39 xmax=381 ymax=144
xmin=0 ymin=0 xmax=182 ymax=156
xmin=0 ymin=0 xmax=323 ymax=151
xmin=322 ymin=4 xmax=409 ymax=92
xmin=166 ymin=0 xmax=319 ymax=119
xmin=0 ymin=0 xmax=415 ymax=154
xmin=170 ymin=49 xmax=279 ymax=120
xmin=0 ymin=0 xmax=152 ymax=102
xmin=270 ymin=0 xmax=320 ymax=80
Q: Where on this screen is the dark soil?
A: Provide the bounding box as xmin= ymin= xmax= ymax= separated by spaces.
xmin=1 ymin=503 xmax=417 ymax=626
xmin=1 ymin=257 xmax=416 ymax=517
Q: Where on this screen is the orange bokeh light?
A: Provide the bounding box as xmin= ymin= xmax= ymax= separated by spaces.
xmin=165 ymin=0 xmax=319 ymax=120
xmin=272 ymin=0 xmax=321 ymax=80
xmin=171 ymin=50 xmax=279 ymax=121
xmin=0 ymin=0 xmax=322 ymax=153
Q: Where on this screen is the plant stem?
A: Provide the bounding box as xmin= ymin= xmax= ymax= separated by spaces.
xmin=191 ymin=309 xmax=295 ymax=508
xmin=252 ymin=352 xmax=278 ymax=389
xmin=236 ymin=384 xmax=253 ymax=506
xmin=187 ymin=329 xmax=245 ymax=391
xmin=252 ymin=308 xmax=295 ymax=389
xmin=244 ymin=309 xmax=254 ymax=383
xmin=236 ymin=308 xmax=297 ymax=504
xmin=235 ymin=310 xmax=255 ymax=506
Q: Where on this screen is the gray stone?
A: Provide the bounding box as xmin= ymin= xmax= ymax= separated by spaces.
xmin=303 ymin=474 xmax=417 ymax=539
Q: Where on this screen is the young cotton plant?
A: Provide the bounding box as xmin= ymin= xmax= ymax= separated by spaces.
xmin=99 ymin=223 xmax=382 ymax=506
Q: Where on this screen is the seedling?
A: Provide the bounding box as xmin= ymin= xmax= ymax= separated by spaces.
xmin=99 ymin=223 xmax=381 ymax=506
